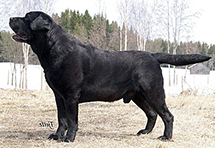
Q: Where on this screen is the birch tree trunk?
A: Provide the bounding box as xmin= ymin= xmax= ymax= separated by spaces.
xmin=124 ymin=0 xmax=128 ymax=51
xmin=167 ymin=0 xmax=171 ymax=86
xmin=143 ymin=38 xmax=147 ymax=51
xmin=120 ymin=27 xmax=123 ymax=51
xmin=22 ymin=43 xmax=30 ymax=89
xmin=137 ymin=34 xmax=143 ymax=51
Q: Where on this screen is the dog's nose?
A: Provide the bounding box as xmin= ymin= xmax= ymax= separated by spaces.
xmin=9 ymin=17 xmax=14 ymax=22
xmin=10 ymin=17 xmax=18 ymax=22
xmin=9 ymin=17 xmax=16 ymax=27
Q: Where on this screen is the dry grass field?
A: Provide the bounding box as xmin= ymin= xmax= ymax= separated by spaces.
xmin=0 ymin=89 xmax=214 ymax=148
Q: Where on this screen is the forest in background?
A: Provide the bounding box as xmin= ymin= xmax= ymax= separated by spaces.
xmin=0 ymin=8 xmax=214 ymax=69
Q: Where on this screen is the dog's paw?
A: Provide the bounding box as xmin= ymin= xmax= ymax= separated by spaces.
xmin=61 ymin=136 xmax=75 ymax=142
xmin=137 ymin=129 xmax=151 ymax=136
xmin=48 ymin=133 xmax=60 ymax=140
xmin=157 ymin=135 xmax=171 ymax=141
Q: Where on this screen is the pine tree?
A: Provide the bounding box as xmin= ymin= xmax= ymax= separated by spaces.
xmin=60 ymin=9 xmax=71 ymax=33
xmin=82 ymin=10 xmax=93 ymax=40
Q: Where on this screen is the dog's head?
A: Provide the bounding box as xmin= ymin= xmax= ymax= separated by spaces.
xmin=9 ymin=11 xmax=53 ymax=43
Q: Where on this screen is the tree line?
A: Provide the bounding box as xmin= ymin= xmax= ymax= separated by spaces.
xmin=0 ymin=9 xmax=214 ymax=69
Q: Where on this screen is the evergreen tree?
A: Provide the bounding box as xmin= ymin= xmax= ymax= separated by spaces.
xmin=60 ymin=9 xmax=71 ymax=33
xmin=201 ymin=43 xmax=208 ymax=55
xmin=161 ymin=40 xmax=168 ymax=53
xmin=82 ymin=10 xmax=93 ymax=39
xmin=69 ymin=10 xmax=76 ymax=32
xmin=208 ymin=44 xmax=215 ymax=55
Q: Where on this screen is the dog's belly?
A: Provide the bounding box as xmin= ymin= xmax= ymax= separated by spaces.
xmin=79 ymin=82 xmax=136 ymax=103
xmin=79 ymin=86 xmax=126 ymax=103
xmin=79 ymin=90 xmax=121 ymax=103
xmin=79 ymin=74 xmax=136 ymax=103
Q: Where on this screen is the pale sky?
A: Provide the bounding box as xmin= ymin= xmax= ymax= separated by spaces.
xmin=192 ymin=0 xmax=215 ymax=45
xmin=54 ymin=0 xmax=117 ymax=22
xmin=54 ymin=0 xmax=215 ymax=45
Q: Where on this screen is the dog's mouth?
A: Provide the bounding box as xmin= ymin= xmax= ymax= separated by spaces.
xmin=12 ymin=32 xmax=29 ymax=42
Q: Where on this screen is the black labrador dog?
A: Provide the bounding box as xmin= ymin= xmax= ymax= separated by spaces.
xmin=9 ymin=11 xmax=210 ymax=142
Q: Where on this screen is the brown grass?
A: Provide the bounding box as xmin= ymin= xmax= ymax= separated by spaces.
xmin=0 ymin=89 xmax=214 ymax=148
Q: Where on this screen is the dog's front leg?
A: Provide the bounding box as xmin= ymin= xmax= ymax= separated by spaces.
xmin=62 ymin=94 xmax=79 ymax=142
xmin=48 ymin=93 xmax=68 ymax=140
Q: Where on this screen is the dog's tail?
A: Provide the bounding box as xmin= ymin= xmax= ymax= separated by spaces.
xmin=151 ymin=52 xmax=211 ymax=66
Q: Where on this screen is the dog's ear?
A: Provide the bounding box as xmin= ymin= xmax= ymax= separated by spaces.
xmin=30 ymin=13 xmax=52 ymax=31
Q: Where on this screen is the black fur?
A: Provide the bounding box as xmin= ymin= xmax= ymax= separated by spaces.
xmin=9 ymin=11 xmax=211 ymax=142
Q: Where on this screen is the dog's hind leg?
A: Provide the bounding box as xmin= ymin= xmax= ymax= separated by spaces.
xmin=48 ymin=92 xmax=68 ymax=141
xmin=135 ymin=62 xmax=174 ymax=140
xmin=142 ymin=88 xmax=174 ymax=140
xmin=132 ymin=94 xmax=157 ymax=135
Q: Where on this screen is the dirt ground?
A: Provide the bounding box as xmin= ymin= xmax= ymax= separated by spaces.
xmin=0 ymin=89 xmax=214 ymax=148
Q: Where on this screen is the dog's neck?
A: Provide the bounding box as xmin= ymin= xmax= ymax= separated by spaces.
xmin=30 ymin=24 xmax=77 ymax=72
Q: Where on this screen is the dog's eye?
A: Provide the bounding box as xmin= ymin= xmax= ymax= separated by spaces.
xmin=25 ymin=16 xmax=29 ymax=21
xmin=24 ymin=16 xmax=31 ymax=23
xmin=25 ymin=14 xmax=31 ymax=21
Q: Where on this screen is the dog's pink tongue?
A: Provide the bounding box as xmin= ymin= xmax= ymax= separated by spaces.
xmin=11 ymin=33 xmax=28 ymax=42
xmin=13 ymin=33 xmax=27 ymax=37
